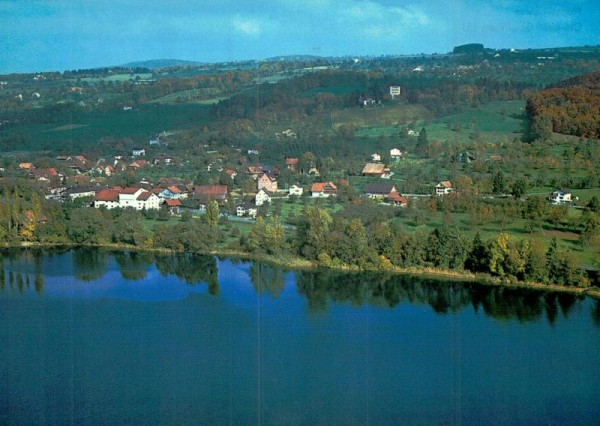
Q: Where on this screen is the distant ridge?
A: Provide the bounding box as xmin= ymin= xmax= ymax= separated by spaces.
xmin=119 ymin=59 xmax=204 ymax=69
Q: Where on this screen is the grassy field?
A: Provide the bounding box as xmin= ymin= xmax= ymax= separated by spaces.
xmin=332 ymin=103 xmax=431 ymax=129
xmin=424 ymin=100 xmax=526 ymax=144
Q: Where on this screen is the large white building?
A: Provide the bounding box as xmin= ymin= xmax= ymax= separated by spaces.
xmin=95 ymin=188 xmax=160 ymax=210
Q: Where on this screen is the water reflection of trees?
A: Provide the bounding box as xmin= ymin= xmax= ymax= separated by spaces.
xmin=249 ymin=262 xmax=286 ymax=298
xmin=0 ymin=248 xmax=46 ymax=293
xmin=72 ymin=248 xmax=109 ymax=281
xmin=113 ymin=251 xmax=154 ymax=281
xmin=295 ymin=269 xmax=588 ymax=325
xmin=154 ymin=253 xmax=219 ymax=294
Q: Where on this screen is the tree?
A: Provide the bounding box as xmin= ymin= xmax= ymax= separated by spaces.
xmin=205 ymin=201 xmax=219 ymax=227
xmin=492 ymin=171 xmax=506 ymax=194
xmin=464 ymin=232 xmax=489 ymax=273
xmin=296 ymin=205 xmax=332 ymax=260
xmin=511 ymin=178 xmax=527 ymax=199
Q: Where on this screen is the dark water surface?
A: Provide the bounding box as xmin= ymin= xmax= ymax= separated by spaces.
xmin=1 ymin=249 xmax=599 ymax=425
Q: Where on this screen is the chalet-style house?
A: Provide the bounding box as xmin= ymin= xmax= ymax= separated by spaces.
xmin=549 ymin=189 xmax=572 ymax=205
xmin=311 ymin=182 xmax=338 ymax=198
xmin=255 ymin=189 xmax=272 ymax=206
xmin=257 ymin=173 xmax=277 ymax=192
xmin=435 ymin=181 xmax=453 ymax=196
xmin=95 ymin=187 xmax=160 ymax=210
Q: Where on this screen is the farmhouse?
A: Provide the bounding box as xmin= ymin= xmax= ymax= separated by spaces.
xmin=387 ymin=192 xmax=408 ymax=206
xmin=362 ymin=163 xmax=390 ymax=178
xmin=193 ymin=185 xmax=229 ymax=204
xmin=364 ymin=183 xmax=398 ymax=199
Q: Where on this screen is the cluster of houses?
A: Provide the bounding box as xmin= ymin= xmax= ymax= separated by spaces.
xmin=13 ymin=145 xmax=576 ymax=223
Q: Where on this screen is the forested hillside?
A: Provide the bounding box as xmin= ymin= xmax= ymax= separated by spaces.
xmin=526 ymin=70 xmax=600 ymax=139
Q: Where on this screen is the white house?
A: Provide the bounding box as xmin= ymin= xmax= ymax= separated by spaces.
xmin=435 ymin=181 xmax=453 ymax=196
xmin=390 ymin=148 xmax=403 ymax=160
xmin=237 ymin=203 xmax=258 ymax=218
xmin=255 ymin=189 xmax=272 ymax=206
xmin=370 ymin=153 xmax=382 ymax=162
xmin=289 ymin=184 xmax=303 ymax=197
xmin=95 ymin=188 xmax=160 ymax=210
xmin=549 ymin=189 xmax=572 ymax=205
xmin=132 ymin=148 xmax=146 ymax=156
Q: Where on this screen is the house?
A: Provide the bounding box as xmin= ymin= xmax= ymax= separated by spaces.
xmin=387 ymin=192 xmax=408 ymax=206
xmin=237 ymin=202 xmax=258 ymax=218
xmin=64 ymin=155 xmax=92 ymax=173
xmin=132 ymin=148 xmax=146 ymax=156
xmin=159 ymin=177 xmax=185 ymax=188
xmin=458 ymin=152 xmax=476 ymax=163
xmin=63 ymin=186 xmax=97 ymax=200
xmin=390 ymin=148 xmax=404 ymax=161
xmin=257 ymin=173 xmax=278 ymax=192
xmin=289 ymin=184 xmax=303 ymax=197
xmin=95 ymin=187 xmax=160 ymax=210
xmin=94 ymin=189 xmax=120 ymax=209
xmin=362 ymin=163 xmax=390 ymax=178
xmin=162 ymin=199 xmax=182 ymax=214
xmin=549 ymin=189 xmax=572 ymax=205
xmin=435 ymin=181 xmax=453 ymax=196
xmin=19 ymin=162 xmax=35 ymax=170
xmin=129 ymin=159 xmax=148 ymax=169
xmin=255 ymin=189 xmax=272 ymax=206
xmin=224 ymin=169 xmax=237 ymax=180
xmin=364 ymin=183 xmax=398 ymax=199
xmin=30 ymin=168 xmax=58 ymax=182
xmin=285 ymin=158 xmax=299 ymax=172
xmin=276 ymin=129 xmax=297 ymax=139
xmin=193 ymin=185 xmax=229 ymax=205
xmin=370 ymin=153 xmax=382 ymax=162
xmin=311 ymin=182 xmax=338 ymax=198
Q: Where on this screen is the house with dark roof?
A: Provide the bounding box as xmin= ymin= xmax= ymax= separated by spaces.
xmin=364 ymin=183 xmax=398 ymax=199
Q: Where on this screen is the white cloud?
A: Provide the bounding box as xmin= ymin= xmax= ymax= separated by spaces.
xmin=232 ymin=16 xmax=263 ymax=35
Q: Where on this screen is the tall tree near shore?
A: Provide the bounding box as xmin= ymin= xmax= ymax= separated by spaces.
xmin=206 ymin=201 xmax=219 ymax=228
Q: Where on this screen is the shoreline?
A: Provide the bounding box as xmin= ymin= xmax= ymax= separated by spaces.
xmin=4 ymin=241 xmax=599 ymax=299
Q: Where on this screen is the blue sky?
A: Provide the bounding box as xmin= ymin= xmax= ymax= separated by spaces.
xmin=1 ymin=0 xmax=598 ymax=73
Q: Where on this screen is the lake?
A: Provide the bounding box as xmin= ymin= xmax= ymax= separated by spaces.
xmin=1 ymin=249 xmax=599 ymax=425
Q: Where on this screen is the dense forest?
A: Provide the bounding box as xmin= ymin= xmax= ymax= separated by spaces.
xmin=526 ymin=70 xmax=600 ymax=139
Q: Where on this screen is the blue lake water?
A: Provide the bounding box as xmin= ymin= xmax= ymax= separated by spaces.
xmin=1 ymin=249 xmax=599 ymax=425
